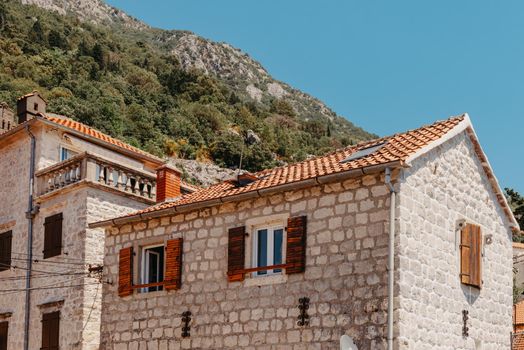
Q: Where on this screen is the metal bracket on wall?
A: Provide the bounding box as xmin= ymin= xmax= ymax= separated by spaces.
xmin=297 ymin=297 xmax=310 ymax=327
xmin=462 ymin=310 xmax=469 ymax=337
xmin=181 ymin=311 xmax=191 ymax=338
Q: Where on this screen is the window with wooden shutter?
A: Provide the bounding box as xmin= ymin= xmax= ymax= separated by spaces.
xmin=0 ymin=231 xmax=12 ymax=272
xmin=0 ymin=321 xmax=7 ymax=350
xmin=118 ymin=247 xmax=133 ymax=297
xmin=41 ymin=311 xmax=59 ymax=350
xmin=44 ymin=214 xmax=63 ymax=259
xmin=460 ymin=223 xmax=482 ymax=289
xmin=227 ymin=226 xmax=246 ymax=282
xmin=286 ymin=215 xmax=307 ymax=274
xmin=165 ymin=238 xmax=183 ymax=291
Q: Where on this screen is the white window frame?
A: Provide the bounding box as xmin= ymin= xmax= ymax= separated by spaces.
xmin=59 ymin=146 xmax=77 ymax=161
xmin=140 ymin=243 xmax=165 ymax=293
xmin=251 ymin=225 xmax=285 ymax=277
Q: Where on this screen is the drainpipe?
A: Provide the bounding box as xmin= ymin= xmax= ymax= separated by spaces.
xmin=23 ymin=125 xmax=36 ymax=350
xmin=385 ymin=167 xmax=396 ymax=350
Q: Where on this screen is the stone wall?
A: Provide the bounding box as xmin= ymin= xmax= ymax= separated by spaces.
xmin=0 ymin=132 xmax=31 ymax=350
xmin=0 ymin=123 xmax=151 ymax=350
xmin=395 ymin=131 xmax=513 ymax=349
xmin=101 ymin=173 xmax=392 ymax=349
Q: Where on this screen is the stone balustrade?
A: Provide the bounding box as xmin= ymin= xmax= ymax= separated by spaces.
xmin=35 ymin=152 xmax=156 ymax=202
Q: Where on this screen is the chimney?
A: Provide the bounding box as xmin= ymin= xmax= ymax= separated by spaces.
xmin=0 ymin=103 xmax=16 ymax=132
xmin=17 ymin=91 xmax=47 ymax=124
xmin=156 ymin=164 xmax=181 ymax=203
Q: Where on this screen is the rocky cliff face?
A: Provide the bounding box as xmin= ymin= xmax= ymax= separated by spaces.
xmin=21 ymin=0 xmax=365 ymax=129
xmin=21 ymin=0 xmax=146 ymax=29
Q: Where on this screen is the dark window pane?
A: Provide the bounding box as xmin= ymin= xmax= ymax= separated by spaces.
xmin=273 ymin=228 xmax=283 ymax=273
xmin=257 ymin=229 xmax=268 ymax=275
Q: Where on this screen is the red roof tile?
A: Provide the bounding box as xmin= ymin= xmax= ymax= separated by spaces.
xmin=514 ymin=333 xmax=524 ymax=350
xmin=115 ymin=115 xmax=465 ymax=219
xmin=42 ymin=114 xmax=158 ymax=160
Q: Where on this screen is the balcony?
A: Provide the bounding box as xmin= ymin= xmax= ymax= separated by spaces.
xmin=35 ymin=152 xmax=156 ymax=203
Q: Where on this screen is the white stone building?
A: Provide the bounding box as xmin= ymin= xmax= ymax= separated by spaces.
xmin=0 ymin=92 xmax=196 ymax=350
xmin=92 ymin=115 xmax=519 ymax=349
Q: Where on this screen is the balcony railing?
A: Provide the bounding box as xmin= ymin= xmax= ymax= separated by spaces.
xmin=35 ymin=152 xmax=156 ymax=202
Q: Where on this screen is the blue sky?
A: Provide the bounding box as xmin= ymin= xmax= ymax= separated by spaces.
xmin=107 ymin=0 xmax=524 ymax=193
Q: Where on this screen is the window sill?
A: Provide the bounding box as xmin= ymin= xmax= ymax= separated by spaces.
xmin=244 ymin=274 xmax=288 ymax=287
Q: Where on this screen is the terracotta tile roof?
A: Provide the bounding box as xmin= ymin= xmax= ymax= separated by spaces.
xmin=516 ymin=301 xmax=524 ymax=326
xmin=115 ymin=115 xmax=465 ymax=219
xmin=514 ymin=333 xmax=524 ymax=350
xmin=41 ymin=114 xmax=161 ymax=161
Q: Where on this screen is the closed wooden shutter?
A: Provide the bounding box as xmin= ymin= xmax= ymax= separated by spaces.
xmin=165 ymin=238 xmax=183 ymax=291
xmin=118 ymin=247 xmax=134 ymax=297
xmin=41 ymin=311 xmax=59 ymax=350
xmin=286 ymin=216 xmax=307 ymax=274
xmin=0 ymin=231 xmax=12 ymax=272
xmin=227 ymin=226 xmax=246 ymax=282
xmin=460 ymin=223 xmax=482 ymax=288
xmin=0 ymin=321 xmax=7 ymax=350
xmin=43 ymin=214 xmax=63 ymax=259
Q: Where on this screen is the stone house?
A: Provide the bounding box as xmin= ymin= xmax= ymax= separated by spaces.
xmin=92 ymin=114 xmax=519 ymax=349
xmin=0 ymin=92 xmax=196 ymax=350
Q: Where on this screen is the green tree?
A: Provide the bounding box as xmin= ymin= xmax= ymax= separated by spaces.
xmin=506 ymin=188 xmax=524 ymax=241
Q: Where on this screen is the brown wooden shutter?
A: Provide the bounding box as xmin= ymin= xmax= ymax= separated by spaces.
xmin=286 ymin=215 xmax=307 ymax=274
xmin=118 ymin=247 xmax=133 ymax=297
xmin=0 ymin=321 xmax=7 ymax=350
xmin=0 ymin=231 xmax=12 ymax=272
xmin=41 ymin=311 xmax=59 ymax=350
xmin=44 ymin=213 xmax=62 ymax=259
xmin=460 ymin=223 xmax=482 ymax=288
xmin=165 ymin=238 xmax=183 ymax=291
xmin=227 ymin=226 xmax=246 ymax=282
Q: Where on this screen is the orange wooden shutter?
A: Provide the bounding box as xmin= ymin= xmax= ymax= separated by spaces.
xmin=227 ymin=226 xmax=246 ymax=282
xmin=165 ymin=238 xmax=183 ymax=291
xmin=118 ymin=247 xmax=133 ymax=297
xmin=460 ymin=223 xmax=482 ymax=288
xmin=286 ymin=215 xmax=307 ymax=274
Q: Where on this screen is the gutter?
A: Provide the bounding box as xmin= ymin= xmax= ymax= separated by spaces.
xmin=89 ymin=160 xmax=405 ymax=228
xmin=385 ymin=167 xmax=396 ymax=350
xmin=23 ymin=125 xmax=38 ymax=350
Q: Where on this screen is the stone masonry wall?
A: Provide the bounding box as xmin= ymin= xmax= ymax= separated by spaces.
xmin=101 ymin=173 xmax=393 ymax=350
xmin=0 ymin=123 xmax=150 ymax=350
xmin=0 ymin=133 xmax=31 ymax=350
xmin=395 ymin=131 xmax=513 ymax=349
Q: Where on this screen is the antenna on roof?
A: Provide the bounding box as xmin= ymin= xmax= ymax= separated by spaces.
xmin=237 ymin=129 xmax=260 ymax=174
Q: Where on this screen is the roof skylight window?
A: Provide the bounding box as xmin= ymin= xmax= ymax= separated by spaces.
xmin=340 ymin=142 xmax=387 ymax=163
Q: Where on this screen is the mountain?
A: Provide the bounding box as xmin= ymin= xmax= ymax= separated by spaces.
xmin=1 ymin=0 xmax=374 ymax=176
xmin=22 ymin=0 xmax=367 ymax=130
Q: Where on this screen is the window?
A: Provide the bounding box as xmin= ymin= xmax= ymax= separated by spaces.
xmin=34 ymin=103 xmax=39 ymax=111
xmin=0 ymin=321 xmax=7 ymax=350
xmin=141 ymin=245 xmax=165 ymax=292
xmin=0 ymin=231 xmax=12 ymax=272
xmin=252 ymin=227 xmax=284 ymax=276
xmin=44 ymin=214 xmax=63 ymax=259
xmin=59 ymin=147 xmax=77 ymax=161
xmin=460 ymin=223 xmax=482 ymax=289
xmin=41 ymin=311 xmax=59 ymax=350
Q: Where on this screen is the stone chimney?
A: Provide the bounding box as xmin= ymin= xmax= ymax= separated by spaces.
xmin=0 ymin=103 xmax=16 ymax=132
xmin=156 ymin=164 xmax=181 ymax=203
xmin=17 ymin=91 xmax=47 ymax=124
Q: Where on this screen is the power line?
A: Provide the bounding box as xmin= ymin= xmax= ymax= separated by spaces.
xmin=11 ymin=251 xmax=91 ymax=263
xmin=0 ymin=275 xmax=105 ymax=296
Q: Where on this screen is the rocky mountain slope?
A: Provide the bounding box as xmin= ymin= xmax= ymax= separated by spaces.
xmin=2 ymin=0 xmax=375 ymax=185
xmin=20 ymin=0 xmax=370 ymax=135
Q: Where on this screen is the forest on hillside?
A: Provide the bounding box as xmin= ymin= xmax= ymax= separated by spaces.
xmin=0 ymin=0 xmax=373 ymax=172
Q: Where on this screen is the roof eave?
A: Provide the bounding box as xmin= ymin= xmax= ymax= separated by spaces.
xmin=405 ymin=113 xmax=519 ymax=232
xmin=88 ymin=160 xmax=405 ymax=229
xmin=36 ymin=115 xmax=164 ymax=165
